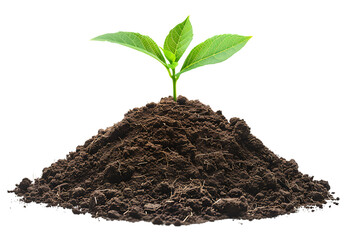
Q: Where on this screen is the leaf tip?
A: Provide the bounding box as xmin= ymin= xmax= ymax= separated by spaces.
xmin=184 ymin=15 xmax=191 ymax=23
xmin=91 ymin=36 xmax=103 ymax=41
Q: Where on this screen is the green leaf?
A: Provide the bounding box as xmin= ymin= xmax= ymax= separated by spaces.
xmin=167 ymin=62 xmax=178 ymax=69
xmin=178 ymin=34 xmax=252 ymax=76
xmin=161 ymin=48 xmax=176 ymax=63
xmin=92 ymin=31 xmax=167 ymax=67
xmin=164 ymin=16 xmax=193 ymax=62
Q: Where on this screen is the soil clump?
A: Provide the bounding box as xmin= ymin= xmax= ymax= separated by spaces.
xmin=11 ymin=96 xmax=337 ymax=225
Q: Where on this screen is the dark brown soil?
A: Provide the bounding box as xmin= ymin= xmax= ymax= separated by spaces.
xmin=11 ymin=96 xmax=338 ymax=225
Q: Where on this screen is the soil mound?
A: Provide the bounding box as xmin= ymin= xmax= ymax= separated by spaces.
xmin=12 ymin=96 xmax=337 ymax=225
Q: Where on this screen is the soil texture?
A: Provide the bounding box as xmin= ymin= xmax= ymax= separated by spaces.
xmin=11 ymin=96 xmax=338 ymax=225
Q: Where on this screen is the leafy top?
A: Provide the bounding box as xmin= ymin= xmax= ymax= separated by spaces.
xmin=92 ymin=17 xmax=251 ymax=101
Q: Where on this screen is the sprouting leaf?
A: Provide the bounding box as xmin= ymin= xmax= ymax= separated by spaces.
xmin=178 ymin=34 xmax=251 ymax=76
xmin=167 ymin=62 xmax=178 ymax=69
xmin=92 ymin=31 xmax=167 ymax=67
xmin=161 ymin=48 xmax=176 ymax=63
xmin=164 ymin=16 xmax=193 ymax=62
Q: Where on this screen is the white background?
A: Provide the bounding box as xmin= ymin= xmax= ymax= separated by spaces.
xmin=1 ymin=0 xmax=344 ymax=239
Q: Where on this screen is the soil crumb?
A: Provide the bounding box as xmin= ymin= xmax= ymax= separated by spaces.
xmin=11 ymin=96 xmax=338 ymax=225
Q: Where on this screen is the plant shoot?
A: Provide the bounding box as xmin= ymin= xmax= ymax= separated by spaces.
xmin=92 ymin=16 xmax=251 ymax=101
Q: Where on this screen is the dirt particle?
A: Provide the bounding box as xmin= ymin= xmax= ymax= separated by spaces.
xmin=152 ymin=216 xmax=163 ymax=225
xmin=201 ymin=196 xmax=212 ymax=207
xmin=177 ymin=96 xmax=187 ymax=105
xmin=146 ymin=102 xmax=156 ymax=108
xmin=37 ymin=185 xmax=50 ymax=194
xmin=89 ymin=191 xmax=107 ymax=209
xmin=309 ymin=191 xmax=325 ymax=201
xmin=18 ymin=178 xmax=32 ymax=191
xmin=108 ymin=197 xmax=128 ymax=214
xmin=154 ymin=182 xmax=172 ymax=195
xmin=128 ymin=206 xmax=142 ymax=219
xmin=144 ymin=203 xmax=161 ymax=212
xmin=213 ymin=198 xmax=248 ymax=217
xmin=173 ymin=219 xmax=182 ymax=226
xmin=72 ymin=187 xmax=86 ymax=198
xmin=229 ymin=188 xmax=243 ymax=198
xmin=72 ymin=208 xmax=81 ymax=215
xmin=103 ymin=162 xmax=134 ymax=183
xmin=122 ymin=188 xmax=133 ymax=198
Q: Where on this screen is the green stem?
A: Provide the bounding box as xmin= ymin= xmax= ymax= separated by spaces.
xmin=172 ymin=69 xmax=177 ymax=101
xmin=173 ymin=79 xmax=177 ymax=101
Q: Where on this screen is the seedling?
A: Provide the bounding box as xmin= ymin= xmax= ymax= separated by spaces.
xmin=92 ymin=16 xmax=251 ymax=101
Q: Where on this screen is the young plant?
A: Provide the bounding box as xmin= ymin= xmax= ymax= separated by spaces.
xmin=92 ymin=16 xmax=251 ymax=101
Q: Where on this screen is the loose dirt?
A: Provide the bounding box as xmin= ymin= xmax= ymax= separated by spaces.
xmin=11 ymin=96 xmax=338 ymax=225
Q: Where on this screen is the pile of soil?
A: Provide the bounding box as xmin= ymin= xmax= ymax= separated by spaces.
xmin=11 ymin=96 xmax=338 ymax=225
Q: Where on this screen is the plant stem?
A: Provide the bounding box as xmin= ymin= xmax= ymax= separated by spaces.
xmin=172 ymin=69 xmax=177 ymax=101
xmin=173 ymin=79 xmax=177 ymax=101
